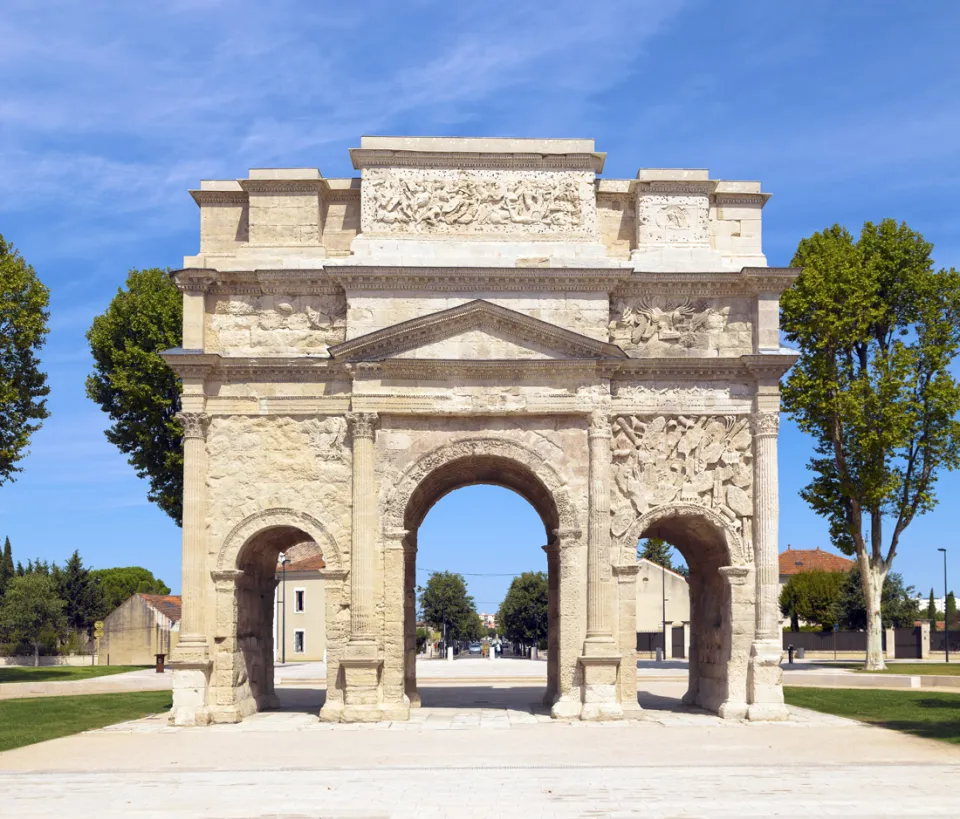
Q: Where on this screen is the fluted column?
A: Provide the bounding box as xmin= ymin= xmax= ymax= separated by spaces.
xmin=752 ymin=411 xmax=780 ymax=641
xmin=747 ymin=410 xmax=787 ymax=720
xmin=584 ymin=411 xmax=614 ymax=644
xmin=346 ymin=412 xmax=378 ymax=644
xmin=177 ymin=411 xmax=210 ymax=647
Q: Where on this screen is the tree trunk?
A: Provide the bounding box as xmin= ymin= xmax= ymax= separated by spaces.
xmin=862 ymin=565 xmax=887 ymax=671
xmin=33 ymin=642 xmax=39 ymax=667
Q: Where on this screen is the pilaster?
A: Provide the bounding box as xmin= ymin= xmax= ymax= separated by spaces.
xmin=613 ymin=563 xmax=642 ymax=717
xmin=747 ymin=409 xmax=788 ymax=720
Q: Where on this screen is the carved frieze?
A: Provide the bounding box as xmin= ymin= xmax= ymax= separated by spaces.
xmin=361 ymin=169 xmax=595 ymax=237
xmin=208 ymin=293 xmax=346 ymax=356
xmin=637 ymin=191 xmax=709 ymax=246
xmin=609 ymin=296 xmax=752 ymax=357
xmin=609 ymin=414 xmax=754 ymax=560
xmin=310 ymin=416 xmax=348 ymax=460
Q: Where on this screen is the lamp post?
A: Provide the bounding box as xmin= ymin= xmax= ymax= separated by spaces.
xmin=279 ymin=552 xmax=288 ymax=665
xmin=939 ymin=548 xmax=949 ymax=663
xmin=662 ymin=561 xmax=667 ymax=659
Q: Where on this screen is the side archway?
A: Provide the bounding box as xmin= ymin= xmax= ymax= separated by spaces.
xmin=616 ymin=502 xmax=754 ymax=718
xmin=208 ymin=508 xmax=346 ymax=723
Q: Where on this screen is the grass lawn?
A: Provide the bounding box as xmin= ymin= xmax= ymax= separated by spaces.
xmin=784 ymin=686 xmax=960 ymax=745
xmin=0 ymin=691 xmax=171 ymax=753
xmin=817 ymin=662 xmax=960 ymax=676
xmin=0 ymin=665 xmax=147 ymax=684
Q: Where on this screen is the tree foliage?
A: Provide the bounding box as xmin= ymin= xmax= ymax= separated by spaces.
xmin=86 ymin=268 xmax=183 ymax=523
xmin=947 ymin=591 xmax=957 ymax=625
xmin=637 ymin=537 xmax=689 ymax=575
xmin=925 ymin=588 xmax=940 ymax=622
xmin=56 ymin=551 xmax=106 ymax=633
xmin=0 ymin=536 xmax=13 ymax=598
xmin=0 ymin=234 xmax=50 ymax=485
xmin=781 ymin=220 xmax=960 ymax=668
xmin=497 ymin=571 xmax=548 ymax=646
xmin=91 ymin=566 xmax=170 ymax=612
xmin=418 ymin=571 xmax=479 ymax=642
xmin=779 ymin=570 xmax=846 ymax=631
xmin=0 ymin=574 xmax=65 ymax=665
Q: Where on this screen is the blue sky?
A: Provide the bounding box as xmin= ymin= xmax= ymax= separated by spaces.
xmin=1 ymin=1 xmax=958 ymax=606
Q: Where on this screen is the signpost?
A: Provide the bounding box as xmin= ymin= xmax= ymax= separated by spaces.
xmin=93 ymin=620 xmax=104 ymax=666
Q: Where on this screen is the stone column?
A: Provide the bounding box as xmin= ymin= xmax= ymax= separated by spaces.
xmin=550 ymin=527 xmax=585 ymax=720
xmin=747 ymin=411 xmax=788 ymax=720
xmin=380 ymin=529 xmax=411 ymax=721
xmin=170 ymin=411 xmax=211 ymax=726
xmin=318 ymin=568 xmax=349 ymax=722
xmin=340 ymin=412 xmax=384 ymax=721
xmin=579 ymin=411 xmax=621 ymax=721
xmin=719 ymin=565 xmax=753 ymax=719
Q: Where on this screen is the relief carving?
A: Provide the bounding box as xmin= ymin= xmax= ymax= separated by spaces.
xmin=609 ymin=296 xmax=752 ymax=357
xmin=637 ymin=193 xmax=709 ymax=245
xmin=310 ymin=417 xmax=348 ymax=460
xmin=609 ymin=415 xmax=753 ymax=560
xmin=363 ymin=170 xmax=591 ymax=235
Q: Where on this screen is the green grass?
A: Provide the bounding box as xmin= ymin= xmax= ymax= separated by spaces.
xmin=0 ymin=665 xmax=147 ymax=684
xmin=816 ymin=662 xmax=960 ymax=676
xmin=784 ymin=686 xmax=960 ymax=745
xmin=0 ymin=691 xmax=171 ymax=752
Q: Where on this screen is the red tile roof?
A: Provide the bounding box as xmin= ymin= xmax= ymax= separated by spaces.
xmin=283 ymin=554 xmax=326 ymax=572
xmin=140 ymin=594 xmax=182 ymax=623
xmin=779 ymin=547 xmax=855 ymax=577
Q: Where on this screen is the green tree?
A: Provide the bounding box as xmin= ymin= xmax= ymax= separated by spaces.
xmin=86 ymin=268 xmax=184 ymax=523
xmin=0 ymin=234 xmax=50 ymax=485
xmin=947 ymin=591 xmax=957 ymax=625
xmin=925 ymin=588 xmax=940 ymax=622
xmin=836 ymin=569 xmax=919 ymax=630
xmin=418 ymin=571 xmax=479 ymax=643
xmin=781 ymin=220 xmax=960 ymax=669
xmin=0 ymin=573 xmax=66 ymax=665
xmin=497 ymin=571 xmax=548 ymax=647
xmin=0 ymin=536 xmax=13 ymax=598
xmin=638 ymin=538 xmax=673 ymax=569
xmin=57 ymin=551 xmax=106 ymax=634
xmin=778 ymin=570 xmax=846 ymax=631
xmin=91 ymin=566 xmax=171 ymax=612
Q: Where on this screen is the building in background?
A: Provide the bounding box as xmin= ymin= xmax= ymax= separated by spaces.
xmin=274 ymin=546 xmax=327 ymax=663
xmin=479 ymin=612 xmax=497 ymax=629
xmin=636 ymin=558 xmax=689 ymax=632
xmin=778 ymin=546 xmax=855 ymax=595
xmin=98 ymin=594 xmax=181 ymax=665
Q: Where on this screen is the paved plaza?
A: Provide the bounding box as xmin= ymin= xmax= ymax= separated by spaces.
xmin=2 ymin=669 xmax=959 ymax=818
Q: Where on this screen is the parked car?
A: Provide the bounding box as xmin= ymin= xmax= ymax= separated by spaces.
xmin=467 ymin=642 xmax=483 ymax=655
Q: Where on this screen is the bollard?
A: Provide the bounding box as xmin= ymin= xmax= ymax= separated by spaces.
xmin=446 ymin=645 xmax=453 ymax=662
xmin=797 ymin=647 xmax=805 ymax=660
xmin=655 ymin=647 xmax=663 ymax=662
xmin=787 ymin=645 xmax=794 ymax=664
xmin=155 ymin=653 xmax=166 ymax=673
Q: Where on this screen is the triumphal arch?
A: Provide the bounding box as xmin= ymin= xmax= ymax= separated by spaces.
xmin=162 ymin=136 xmax=797 ymax=725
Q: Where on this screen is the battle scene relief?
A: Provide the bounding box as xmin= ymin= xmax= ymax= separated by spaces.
xmin=608 ymin=295 xmax=753 ymax=357
xmin=609 ymin=414 xmax=754 ymax=560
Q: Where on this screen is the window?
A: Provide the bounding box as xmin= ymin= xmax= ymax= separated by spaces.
xmin=294 ymin=630 xmax=305 ymax=654
xmin=294 ymin=589 xmax=305 ymax=613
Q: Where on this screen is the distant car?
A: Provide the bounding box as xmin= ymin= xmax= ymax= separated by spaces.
xmin=467 ymin=642 xmax=483 ymax=655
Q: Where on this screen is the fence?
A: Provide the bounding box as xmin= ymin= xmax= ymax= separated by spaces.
xmin=930 ymin=631 xmax=960 ymax=653
xmin=781 ymin=631 xmax=868 ymax=652
xmin=636 ymin=632 xmax=663 ymax=653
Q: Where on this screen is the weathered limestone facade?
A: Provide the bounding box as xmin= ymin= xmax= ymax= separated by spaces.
xmin=162 ymin=136 xmax=797 ymax=725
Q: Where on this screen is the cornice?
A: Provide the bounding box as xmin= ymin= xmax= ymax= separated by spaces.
xmin=369 ymin=359 xmax=607 ymax=381
xmin=616 ymin=266 xmax=800 ymax=297
xmin=189 ymin=190 xmax=247 ymax=207
xmin=160 ymin=349 xmax=219 ymax=379
xmin=207 ymin=269 xmax=343 ymax=296
xmin=328 ymin=265 xmax=633 ymax=293
xmin=171 ymin=268 xmax=219 ymax=293
xmin=350 ymin=149 xmax=604 ymax=172
xmin=238 ymin=179 xmax=328 ymax=195
xmin=329 ymin=299 xmax=628 ymax=363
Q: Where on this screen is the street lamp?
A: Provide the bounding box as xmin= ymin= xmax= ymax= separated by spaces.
xmin=662 ymin=561 xmax=667 ymax=659
xmin=279 ymin=552 xmax=288 ymax=665
xmin=938 ymin=548 xmax=949 ymax=663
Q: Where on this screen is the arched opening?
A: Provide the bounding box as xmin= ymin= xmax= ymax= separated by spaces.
xmin=631 ymin=506 xmax=750 ymax=716
xmin=230 ymin=526 xmax=328 ymax=717
xmin=401 ymin=454 xmax=562 ymax=710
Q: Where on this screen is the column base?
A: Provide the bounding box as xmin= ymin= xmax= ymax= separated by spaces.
xmin=579 ymin=654 xmax=622 ymax=721
xmin=170 ymin=663 xmax=211 ymax=727
xmin=748 ymin=638 xmax=787 ymax=721
xmin=718 ymin=701 xmax=748 ymax=720
xmin=550 ymin=692 xmax=584 ymax=721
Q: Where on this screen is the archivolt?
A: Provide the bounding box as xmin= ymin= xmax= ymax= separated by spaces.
xmin=216 ymin=508 xmax=344 ymax=572
xmin=382 ymin=436 xmax=580 ymax=537
xmin=616 ymin=503 xmax=745 ymax=568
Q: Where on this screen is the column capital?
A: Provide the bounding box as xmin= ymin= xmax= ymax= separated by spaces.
xmin=178 ymin=411 xmax=210 ymax=440
xmin=587 ymin=410 xmax=611 ymax=439
xmin=751 ymin=411 xmax=780 ymax=438
xmin=346 ymin=412 xmax=379 ymax=440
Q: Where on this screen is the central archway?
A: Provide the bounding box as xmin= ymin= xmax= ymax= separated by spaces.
xmin=383 ymin=437 xmax=580 ymax=710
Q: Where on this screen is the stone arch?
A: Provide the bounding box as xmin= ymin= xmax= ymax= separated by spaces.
xmin=616 ymin=502 xmax=745 ymax=569
xmin=383 ymin=436 xmax=580 ymax=538
xmin=619 ymin=502 xmax=753 ymax=718
xmin=216 ymin=507 xmax=344 ymax=573
xmin=381 ymin=435 xmax=580 ymax=711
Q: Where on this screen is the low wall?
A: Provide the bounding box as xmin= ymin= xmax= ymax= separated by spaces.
xmin=0 ymin=655 xmax=97 ymax=667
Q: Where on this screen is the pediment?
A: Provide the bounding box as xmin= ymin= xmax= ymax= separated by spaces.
xmin=328 ymin=299 xmax=627 ymax=362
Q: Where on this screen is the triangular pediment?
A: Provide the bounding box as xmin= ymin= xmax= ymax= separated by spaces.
xmin=328 ymin=300 xmax=627 ymax=362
